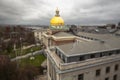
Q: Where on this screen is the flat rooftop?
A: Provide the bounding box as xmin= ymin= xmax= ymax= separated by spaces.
xmin=53 ymin=31 xmax=75 ymax=37
xmin=57 ymin=32 xmax=120 ymax=57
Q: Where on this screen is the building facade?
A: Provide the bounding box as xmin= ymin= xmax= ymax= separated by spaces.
xmin=47 ymin=33 xmax=120 ymax=80
xmin=34 ymin=8 xmax=120 ymax=80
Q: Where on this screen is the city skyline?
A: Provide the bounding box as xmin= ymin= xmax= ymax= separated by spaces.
xmin=0 ymin=0 xmax=120 ymax=25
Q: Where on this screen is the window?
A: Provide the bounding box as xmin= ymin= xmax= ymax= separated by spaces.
xmin=109 ymin=52 xmax=113 ymax=55
xmin=105 ymin=77 xmax=109 ymax=80
xmin=91 ymin=54 xmax=95 ymax=58
xmin=102 ymin=53 xmax=106 ymax=56
xmin=55 ymin=49 xmax=57 ymax=54
xmin=79 ymin=56 xmax=85 ymax=61
xmin=100 ymin=53 xmax=102 ymax=57
xmin=113 ymin=74 xmax=117 ymax=80
xmin=78 ymin=74 xmax=84 ymax=80
xmin=96 ymin=53 xmax=100 ymax=58
xmin=115 ymin=64 xmax=119 ymax=71
xmin=116 ymin=50 xmax=120 ymax=54
xmin=96 ymin=69 xmax=101 ymax=76
xmin=62 ymin=56 xmax=66 ymax=62
xmin=106 ymin=66 xmax=110 ymax=73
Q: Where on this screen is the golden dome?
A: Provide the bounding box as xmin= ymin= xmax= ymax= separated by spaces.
xmin=50 ymin=8 xmax=64 ymax=26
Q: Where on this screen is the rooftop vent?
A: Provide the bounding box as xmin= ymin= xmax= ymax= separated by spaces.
xmin=70 ymin=39 xmax=80 ymax=51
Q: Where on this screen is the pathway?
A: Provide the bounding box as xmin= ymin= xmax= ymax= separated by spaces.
xmin=11 ymin=49 xmax=44 ymax=61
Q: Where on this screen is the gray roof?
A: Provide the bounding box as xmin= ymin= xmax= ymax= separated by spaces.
xmin=115 ymin=30 xmax=120 ymax=35
xmin=77 ymin=32 xmax=109 ymax=40
xmin=57 ymin=33 xmax=120 ymax=57
xmin=53 ymin=31 xmax=75 ymax=37
xmin=77 ymin=32 xmax=120 ymax=41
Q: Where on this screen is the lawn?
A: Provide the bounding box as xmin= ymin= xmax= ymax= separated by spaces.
xmin=19 ymin=54 xmax=46 ymax=67
xmin=10 ymin=45 xmax=42 ymax=58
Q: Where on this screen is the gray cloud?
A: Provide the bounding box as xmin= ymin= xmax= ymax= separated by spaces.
xmin=0 ymin=0 xmax=120 ymax=25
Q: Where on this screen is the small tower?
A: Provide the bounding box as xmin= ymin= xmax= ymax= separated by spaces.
xmin=50 ymin=8 xmax=64 ymax=28
xmin=55 ymin=8 xmax=60 ymax=17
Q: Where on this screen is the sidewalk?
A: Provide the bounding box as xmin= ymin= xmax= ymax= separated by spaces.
xmin=22 ymin=43 xmax=40 ymax=50
xmin=11 ymin=49 xmax=44 ymax=61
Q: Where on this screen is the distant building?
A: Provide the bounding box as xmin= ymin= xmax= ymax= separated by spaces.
xmin=115 ymin=30 xmax=120 ymax=36
xmin=106 ymin=24 xmax=116 ymax=29
xmin=117 ymin=22 xmax=120 ymax=29
xmin=33 ymin=28 xmax=47 ymax=43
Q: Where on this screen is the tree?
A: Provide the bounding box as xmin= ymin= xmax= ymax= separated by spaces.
xmin=17 ymin=65 xmax=39 ymax=80
xmin=6 ymin=43 xmax=13 ymax=54
xmin=0 ymin=55 xmax=39 ymax=80
xmin=0 ymin=55 xmax=17 ymax=80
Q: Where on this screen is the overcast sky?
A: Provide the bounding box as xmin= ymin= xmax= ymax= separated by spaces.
xmin=0 ymin=0 xmax=120 ymax=25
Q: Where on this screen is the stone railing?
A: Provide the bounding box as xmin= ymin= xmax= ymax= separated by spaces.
xmin=59 ymin=54 xmax=120 ymax=71
xmin=47 ymin=48 xmax=120 ymax=72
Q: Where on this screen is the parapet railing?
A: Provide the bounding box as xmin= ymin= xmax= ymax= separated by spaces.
xmin=59 ymin=54 xmax=120 ymax=71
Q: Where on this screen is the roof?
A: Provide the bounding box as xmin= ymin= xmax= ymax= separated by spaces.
xmin=77 ymin=32 xmax=109 ymax=40
xmin=53 ymin=31 xmax=75 ymax=37
xmin=115 ymin=30 xmax=120 ymax=35
xmin=76 ymin=32 xmax=120 ymax=41
xmin=57 ymin=33 xmax=120 ymax=57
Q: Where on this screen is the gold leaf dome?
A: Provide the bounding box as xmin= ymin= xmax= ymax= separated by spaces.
xmin=50 ymin=8 xmax=64 ymax=26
